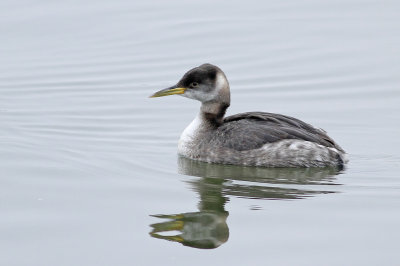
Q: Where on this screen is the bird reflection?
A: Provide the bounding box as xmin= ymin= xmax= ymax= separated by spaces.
xmin=150 ymin=176 xmax=229 ymax=249
xmin=149 ymin=156 xmax=342 ymax=249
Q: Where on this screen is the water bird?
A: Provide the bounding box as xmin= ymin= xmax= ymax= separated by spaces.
xmin=150 ymin=64 xmax=347 ymax=167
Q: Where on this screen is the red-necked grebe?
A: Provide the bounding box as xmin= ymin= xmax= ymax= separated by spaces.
xmin=150 ymin=63 xmax=347 ymax=167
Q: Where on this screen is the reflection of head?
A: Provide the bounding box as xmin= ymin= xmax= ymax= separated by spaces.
xmin=150 ymin=157 xmax=341 ymax=249
xmin=150 ymin=211 xmax=229 ymax=249
xmin=150 ymin=176 xmax=229 ymax=249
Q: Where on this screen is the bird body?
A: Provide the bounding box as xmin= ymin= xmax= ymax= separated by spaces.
xmin=151 ymin=64 xmax=347 ymax=167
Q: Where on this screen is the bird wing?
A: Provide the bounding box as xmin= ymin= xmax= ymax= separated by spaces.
xmin=211 ymin=112 xmax=344 ymax=152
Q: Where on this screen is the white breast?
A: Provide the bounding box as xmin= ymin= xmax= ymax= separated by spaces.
xmin=178 ymin=114 xmax=202 ymax=156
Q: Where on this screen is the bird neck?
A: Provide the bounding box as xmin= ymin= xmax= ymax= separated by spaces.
xmin=200 ymin=101 xmax=230 ymax=127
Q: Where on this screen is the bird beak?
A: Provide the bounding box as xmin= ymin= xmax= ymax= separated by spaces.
xmin=149 ymin=86 xmax=186 ymax=98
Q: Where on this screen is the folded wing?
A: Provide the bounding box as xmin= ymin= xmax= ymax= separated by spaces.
xmin=210 ymin=112 xmax=344 ymax=152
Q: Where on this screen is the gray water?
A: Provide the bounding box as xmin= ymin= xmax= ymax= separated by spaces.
xmin=1 ymin=0 xmax=400 ymax=265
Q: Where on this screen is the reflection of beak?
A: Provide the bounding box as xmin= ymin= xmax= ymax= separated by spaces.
xmin=149 ymin=86 xmax=186 ymax=98
xmin=149 ymin=217 xmax=185 ymax=243
xmin=150 ymin=232 xmax=184 ymax=243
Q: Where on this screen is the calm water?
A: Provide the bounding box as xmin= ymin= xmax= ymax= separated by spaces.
xmin=1 ymin=0 xmax=400 ymax=265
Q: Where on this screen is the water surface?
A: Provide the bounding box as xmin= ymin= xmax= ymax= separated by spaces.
xmin=1 ymin=0 xmax=400 ymax=265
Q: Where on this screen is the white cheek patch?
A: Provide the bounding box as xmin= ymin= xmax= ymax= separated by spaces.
xmin=200 ymin=72 xmax=228 ymax=102
xmin=215 ymin=72 xmax=228 ymax=92
xmin=182 ymin=89 xmax=197 ymax=100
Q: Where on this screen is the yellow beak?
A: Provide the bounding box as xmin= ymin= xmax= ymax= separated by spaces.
xmin=149 ymin=86 xmax=186 ymax=98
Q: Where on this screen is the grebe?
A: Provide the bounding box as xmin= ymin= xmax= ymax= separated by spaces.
xmin=150 ymin=64 xmax=347 ymax=167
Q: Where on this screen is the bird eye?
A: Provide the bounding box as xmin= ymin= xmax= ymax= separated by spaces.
xmin=190 ymin=82 xmax=199 ymax=88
